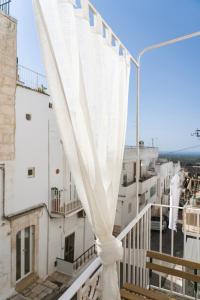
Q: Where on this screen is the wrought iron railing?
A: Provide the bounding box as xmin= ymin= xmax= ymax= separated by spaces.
xmin=73 ymin=244 xmax=97 ymax=272
xmin=51 ymin=187 xmax=83 ymax=216
xmin=0 ymin=0 xmax=11 ymax=15
xmin=56 ymin=244 xmax=97 ymax=277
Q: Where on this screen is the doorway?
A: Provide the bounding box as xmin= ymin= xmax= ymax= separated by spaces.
xmin=64 ymin=233 xmax=75 ymax=263
xmin=16 ymin=226 xmax=35 ymax=282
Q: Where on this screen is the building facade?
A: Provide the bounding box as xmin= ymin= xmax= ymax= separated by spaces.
xmin=115 ymin=146 xmax=180 ymax=231
xmin=0 ymin=16 xmax=95 ymax=297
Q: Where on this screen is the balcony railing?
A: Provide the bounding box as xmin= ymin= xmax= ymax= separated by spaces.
xmin=0 ymin=0 xmax=11 ymax=15
xmin=183 ymin=205 xmax=200 ymax=235
xmin=139 ymin=174 xmax=155 ymax=183
xmin=57 ymin=244 xmax=97 ymax=277
xmin=58 ymin=203 xmax=200 ymax=300
xmin=51 ymin=188 xmax=83 ymax=216
xmin=122 ymin=178 xmax=136 ymax=187
xmin=17 ymin=64 xmax=48 ymax=93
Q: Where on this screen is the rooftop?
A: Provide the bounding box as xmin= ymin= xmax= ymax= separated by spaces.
xmin=0 ymin=0 xmax=11 ymax=15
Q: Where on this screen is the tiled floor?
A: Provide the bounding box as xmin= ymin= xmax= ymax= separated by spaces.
xmin=9 ymin=272 xmax=71 ymax=300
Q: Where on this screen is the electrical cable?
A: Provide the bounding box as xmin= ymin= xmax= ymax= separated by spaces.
xmin=165 ymin=144 xmax=200 ymax=154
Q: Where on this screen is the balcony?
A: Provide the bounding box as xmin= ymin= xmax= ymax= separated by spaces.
xmin=0 ymin=0 xmax=11 ymax=15
xmin=122 ymin=179 xmax=136 ymax=187
xmin=183 ymin=204 xmax=200 ymax=236
xmin=17 ymin=64 xmax=48 ymax=93
xmin=51 ymin=188 xmax=83 ymax=216
xmin=59 ymin=203 xmax=200 ymax=300
xmin=56 ymin=245 xmax=97 ymax=277
xmin=139 ymin=174 xmax=157 ymax=197
xmin=125 ymin=146 xmax=159 ymax=160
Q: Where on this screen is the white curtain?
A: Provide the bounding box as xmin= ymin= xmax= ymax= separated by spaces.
xmin=33 ymin=0 xmax=130 ymax=299
xmin=169 ymin=173 xmax=181 ymax=231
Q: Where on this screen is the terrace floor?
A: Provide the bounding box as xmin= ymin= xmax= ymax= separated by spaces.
xmin=9 ymin=272 xmax=71 ymax=300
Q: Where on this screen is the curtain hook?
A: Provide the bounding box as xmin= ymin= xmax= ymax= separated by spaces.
xmin=80 ymin=0 xmax=90 ymax=21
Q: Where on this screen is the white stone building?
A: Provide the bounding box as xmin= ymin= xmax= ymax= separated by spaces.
xmin=0 ymin=9 xmax=95 ymax=299
xmin=0 ymin=83 xmax=95 ymax=300
xmin=0 ymin=5 xmax=182 ymax=299
xmin=115 ymin=145 xmax=180 ymax=230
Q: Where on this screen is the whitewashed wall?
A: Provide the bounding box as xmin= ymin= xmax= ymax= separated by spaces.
xmin=156 ymin=162 xmax=174 ymax=204
xmin=48 ymin=215 xmax=94 ymax=275
xmin=0 ymin=168 xmax=14 ymax=300
xmin=5 ymin=86 xmax=49 ymax=214
xmin=116 ymin=147 xmax=158 ymax=228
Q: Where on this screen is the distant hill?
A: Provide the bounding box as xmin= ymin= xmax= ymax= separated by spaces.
xmin=159 ymin=151 xmax=200 ymax=165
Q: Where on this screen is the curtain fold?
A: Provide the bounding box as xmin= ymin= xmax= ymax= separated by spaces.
xmin=169 ymin=172 xmax=181 ymax=231
xmin=33 ymin=0 xmax=130 ymax=298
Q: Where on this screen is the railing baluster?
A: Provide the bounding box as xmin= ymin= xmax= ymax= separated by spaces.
xmin=197 ymin=211 xmax=200 ymax=299
xmin=127 ymin=230 xmax=131 ymax=283
xmin=140 ymin=216 xmax=143 ymax=287
xmin=136 ymin=219 xmax=139 ymax=286
xmin=170 ymin=207 xmax=174 ymax=294
xmin=133 ymin=225 xmax=136 ymax=285
xmin=159 ymin=206 xmax=162 ymax=289
xmin=123 ymin=236 xmax=126 ymax=285
xmin=144 ymin=211 xmax=147 ymax=288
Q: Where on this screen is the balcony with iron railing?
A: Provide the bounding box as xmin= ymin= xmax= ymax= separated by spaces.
xmin=0 ymin=0 xmax=11 ymax=15
xmin=51 ymin=187 xmax=83 ymax=216
xmin=56 ymin=244 xmax=97 ymax=278
xmin=58 ymin=203 xmax=200 ymax=300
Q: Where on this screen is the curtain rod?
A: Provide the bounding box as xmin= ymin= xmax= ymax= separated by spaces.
xmin=87 ymin=0 xmax=139 ymax=67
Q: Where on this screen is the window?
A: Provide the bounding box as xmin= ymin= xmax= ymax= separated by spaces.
xmin=133 ymin=162 xmax=136 ymax=179
xmin=128 ymin=203 xmax=132 ymax=214
xmin=27 ymin=168 xmax=35 ymax=178
xmin=122 ymin=163 xmax=126 ymax=170
xmin=49 ymin=102 xmax=53 ymax=109
xmin=139 ymin=193 xmax=145 ymax=206
xmin=123 ymin=174 xmax=127 ymax=187
xmin=26 ymin=114 xmax=31 ymax=121
xmin=150 ymin=185 xmax=156 ymax=198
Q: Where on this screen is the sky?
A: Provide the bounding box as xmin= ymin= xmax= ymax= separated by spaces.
xmin=10 ymin=0 xmax=200 ymax=152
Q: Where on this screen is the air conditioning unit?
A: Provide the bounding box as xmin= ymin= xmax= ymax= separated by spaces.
xmin=77 ymin=210 xmax=86 ymax=218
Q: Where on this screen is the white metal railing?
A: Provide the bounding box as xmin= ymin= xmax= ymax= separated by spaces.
xmin=58 ymin=203 xmax=200 ymax=300
xmin=58 ymin=204 xmax=151 ymax=300
xmin=183 ymin=205 xmax=200 ymax=236
xmin=17 ymin=64 xmax=48 ymax=92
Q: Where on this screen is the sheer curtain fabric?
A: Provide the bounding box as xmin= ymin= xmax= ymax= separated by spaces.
xmin=33 ymin=0 xmax=130 ymax=299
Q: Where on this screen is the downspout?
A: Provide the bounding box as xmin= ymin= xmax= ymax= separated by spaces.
xmin=46 ymin=119 xmax=50 ymax=276
xmin=0 ymin=164 xmax=7 ymax=220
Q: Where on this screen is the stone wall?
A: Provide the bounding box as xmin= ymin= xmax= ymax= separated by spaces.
xmin=0 ymin=11 xmax=17 ymax=161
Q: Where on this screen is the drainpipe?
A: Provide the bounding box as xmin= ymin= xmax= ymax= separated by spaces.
xmin=46 ymin=119 xmax=50 ymax=276
xmin=0 ymin=164 xmax=7 ymax=220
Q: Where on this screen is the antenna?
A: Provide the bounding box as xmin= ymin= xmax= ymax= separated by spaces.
xmin=191 ymin=129 xmax=200 ymax=138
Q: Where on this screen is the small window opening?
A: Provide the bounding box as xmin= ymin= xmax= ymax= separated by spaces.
xmin=128 ymin=203 xmax=132 ymax=213
xmin=26 ymin=114 xmax=31 ymax=121
xmin=28 ymin=167 xmax=35 ymax=178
